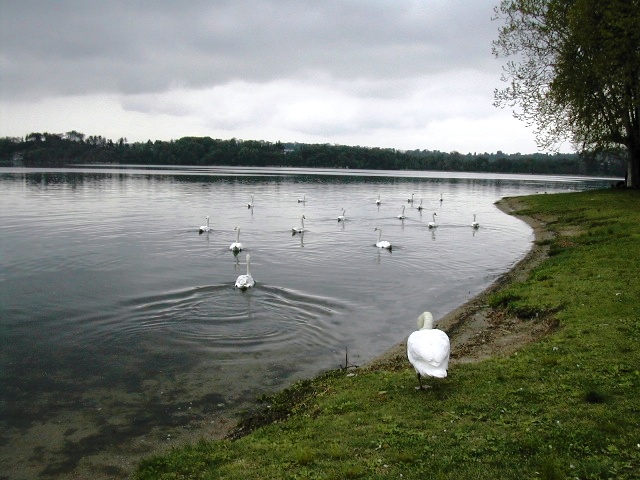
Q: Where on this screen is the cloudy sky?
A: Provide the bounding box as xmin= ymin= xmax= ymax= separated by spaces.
xmin=0 ymin=0 xmax=559 ymax=154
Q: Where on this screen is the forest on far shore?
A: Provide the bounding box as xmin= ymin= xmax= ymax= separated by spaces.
xmin=0 ymin=131 xmax=627 ymax=177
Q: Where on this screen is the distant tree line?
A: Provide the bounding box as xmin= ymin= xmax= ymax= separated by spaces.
xmin=0 ymin=131 xmax=626 ymax=177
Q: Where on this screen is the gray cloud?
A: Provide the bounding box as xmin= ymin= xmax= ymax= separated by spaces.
xmin=1 ymin=0 xmax=496 ymax=98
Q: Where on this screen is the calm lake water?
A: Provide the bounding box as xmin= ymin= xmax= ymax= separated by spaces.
xmin=0 ymin=166 xmax=615 ymax=479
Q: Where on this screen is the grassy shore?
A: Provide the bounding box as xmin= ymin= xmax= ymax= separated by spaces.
xmin=134 ymin=189 xmax=640 ymax=480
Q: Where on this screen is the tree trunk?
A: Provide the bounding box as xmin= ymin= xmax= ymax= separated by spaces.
xmin=627 ymin=142 xmax=640 ymax=188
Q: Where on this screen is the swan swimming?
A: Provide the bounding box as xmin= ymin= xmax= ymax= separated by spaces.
xmin=397 ymin=205 xmax=406 ymax=220
xmin=407 ymin=311 xmax=450 ymax=390
xmin=338 ymin=208 xmax=346 ymax=222
xmin=199 ymin=216 xmax=212 ymax=234
xmin=292 ymin=215 xmax=305 ymax=234
xmin=439 ymin=193 xmax=443 ymax=203
xmin=235 ymin=254 xmax=255 ymax=290
xmin=297 ymin=194 xmax=306 ymax=203
xmin=407 ymin=193 xmax=415 ymax=203
xmin=247 ymin=195 xmax=254 ymax=209
xmin=374 ymin=227 xmax=392 ymax=250
xmin=375 ymin=195 xmax=381 ymax=205
xmin=471 ymin=214 xmax=480 ymax=229
xmin=428 ymin=212 xmax=438 ymax=229
xmin=229 ymin=226 xmax=243 ymax=253
xmin=417 ymin=199 xmax=424 ymax=211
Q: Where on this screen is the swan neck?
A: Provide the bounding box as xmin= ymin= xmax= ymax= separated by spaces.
xmin=418 ymin=312 xmax=434 ymax=330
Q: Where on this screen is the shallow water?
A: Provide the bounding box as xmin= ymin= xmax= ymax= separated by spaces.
xmin=0 ymin=166 xmax=615 ymax=479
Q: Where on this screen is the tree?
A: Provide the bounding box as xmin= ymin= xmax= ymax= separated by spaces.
xmin=493 ymin=0 xmax=640 ymax=187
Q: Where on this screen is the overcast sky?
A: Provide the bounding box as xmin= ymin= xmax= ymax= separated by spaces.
xmin=0 ymin=0 xmax=561 ymax=154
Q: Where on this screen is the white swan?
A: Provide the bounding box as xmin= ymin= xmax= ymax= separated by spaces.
xmin=235 ymin=254 xmax=255 ymax=290
xmin=428 ymin=212 xmax=437 ymax=229
xmin=374 ymin=227 xmax=392 ymax=250
xmin=407 ymin=311 xmax=450 ymax=390
xmin=407 ymin=193 xmax=415 ymax=203
xmin=199 ymin=216 xmax=212 ymax=234
xmin=247 ymin=195 xmax=254 ymax=209
xmin=229 ymin=226 xmax=243 ymax=253
xmin=297 ymin=194 xmax=306 ymax=203
xmin=417 ymin=199 xmax=424 ymax=211
xmin=439 ymin=193 xmax=443 ymax=203
xmin=397 ymin=205 xmax=406 ymax=220
xmin=375 ymin=195 xmax=381 ymax=205
xmin=471 ymin=214 xmax=480 ymax=229
xmin=338 ymin=208 xmax=346 ymax=222
xmin=292 ymin=215 xmax=305 ymax=234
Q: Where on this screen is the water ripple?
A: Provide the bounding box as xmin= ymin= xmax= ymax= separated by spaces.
xmin=90 ymin=285 xmax=351 ymax=356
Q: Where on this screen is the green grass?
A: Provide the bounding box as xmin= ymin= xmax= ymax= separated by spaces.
xmin=134 ymin=189 xmax=640 ymax=479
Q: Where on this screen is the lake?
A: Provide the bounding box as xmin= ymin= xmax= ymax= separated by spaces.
xmin=0 ymin=166 xmax=615 ymax=479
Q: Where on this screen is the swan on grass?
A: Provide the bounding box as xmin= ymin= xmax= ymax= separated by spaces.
xmin=235 ymin=254 xmax=255 ymax=290
xmin=247 ymin=195 xmax=254 ymax=209
xmin=428 ymin=212 xmax=438 ymax=229
xmin=397 ymin=205 xmax=406 ymax=220
xmin=407 ymin=311 xmax=450 ymax=390
xmin=376 ymin=195 xmax=381 ymax=205
xmin=338 ymin=208 xmax=346 ymax=222
xmin=199 ymin=216 xmax=212 ymax=234
xmin=374 ymin=227 xmax=392 ymax=250
xmin=292 ymin=215 xmax=305 ymax=234
xmin=229 ymin=226 xmax=243 ymax=253
xmin=471 ymin=214 xmax=480 ymax=229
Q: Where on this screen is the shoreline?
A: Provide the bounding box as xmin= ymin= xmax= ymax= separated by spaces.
xmin=361 ymin=195 xmax=554 ymax=372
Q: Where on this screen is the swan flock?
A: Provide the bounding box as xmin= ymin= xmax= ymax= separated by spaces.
xmin=198 ymin=192 xmax=481 ymax=288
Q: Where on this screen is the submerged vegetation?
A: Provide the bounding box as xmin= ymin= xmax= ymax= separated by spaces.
xmin=134 ymin=189 xmax=640 ymax=479
xmin=0 ymin=131 xmax=626 ymax=176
